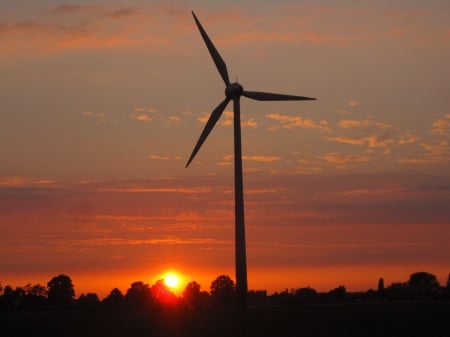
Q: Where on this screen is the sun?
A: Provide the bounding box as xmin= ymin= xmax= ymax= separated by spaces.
xmin=163 ymin=272 xmax=180 ymax=289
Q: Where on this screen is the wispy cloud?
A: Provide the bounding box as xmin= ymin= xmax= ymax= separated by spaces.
xmin=197 ymin=110 xmax=257 ymax=128
xmin=266 ymin=113 xmax=330 ymax=131
xmin=149 ymin=155 xmax=171 ymax=160
xmin=130 ymin=105 xmax=158 ymax=123
xmin=398 ymin=133 xmax=421 ymax=145
xmin=0 ymin=6 xmax=163 ymax=55
xmin=0 ymin=176 xmax=58 ymax=187
xmin=243 ymin=155 xmax=281 ymax=162
xmin=149 ymin=155 xmax=182 ymax=161
xmin=338 ymin=119 xmax=372 ymax=128
xmin=320 ymin=152 xmax=370 ymax=169
xmin=327 ymin=134 xmax=395 ymax=148
xmin=430 ymin=114 xmax=450 ymax=137
xmin=398 ymin=140 xmax=450 ymax=165
xmin=326 ymin=136 xmax=366 ymax=146
xmin=96 ymin=186 xmax=211 ymax=194
xmin=51 ymin=5 xmax=102 ymax=14
xmin=81 ymin=110 xmax=109 ymax=122
xmin=291 ymin=158 xmax=323 ymax=175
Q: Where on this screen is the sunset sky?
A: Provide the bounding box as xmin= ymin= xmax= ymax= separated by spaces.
xmin=1 ymin=0 xmax=449 ymax=298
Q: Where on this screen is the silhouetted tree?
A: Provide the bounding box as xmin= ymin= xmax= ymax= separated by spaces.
xmin=210 ymin=275 xmax=235 ymax=306
xmin=328 ymin=286 xmax=347 ymax=302
xmin=22 ymin=284 xmax=47 ymax=307
xmin=124 ymin=281 xmax=153 ymax=309
xmin=408 ymin=271 xmax=440 ymax=298
xmin=47 ymin=274 xmax=75 ymax=306
xmin=78 ymin=293 xmax=100 ymax=309
xmin=295 ymin=287 xmax=319 ymax=304
xmin=183 ymin=281 xmax=209 ymax=309
xmin=386 ymin=282 xmax=411 ymax=300
xmin=0 ymin=285 xmax=22 ymax=309
xmin=151 ymin=279 xmax=178 ymax=306
xmin=103 ymin=288 xmax=124 ymax=307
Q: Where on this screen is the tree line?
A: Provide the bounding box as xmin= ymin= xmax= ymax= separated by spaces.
xmin=1 ymin=271 xmax=449 ymax=310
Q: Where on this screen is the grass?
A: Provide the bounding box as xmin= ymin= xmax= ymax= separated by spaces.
xmin=2 ymin=301 xmax=450 ymax=337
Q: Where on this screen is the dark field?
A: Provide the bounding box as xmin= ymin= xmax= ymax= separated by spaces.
xmin=2 ymin=301 xmax=449 ymax=337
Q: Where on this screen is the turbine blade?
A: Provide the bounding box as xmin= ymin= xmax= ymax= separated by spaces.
xmin=186 ymin=98 xmax=230 ymax=168
xmin=192 ymin=11 xmax=230 ymax=86
xmin=243 ymin=90 xmax=316 ymax=101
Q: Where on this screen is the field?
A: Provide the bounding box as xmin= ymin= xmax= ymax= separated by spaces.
xmin=2 ymin=301 xmax=449 ymax=337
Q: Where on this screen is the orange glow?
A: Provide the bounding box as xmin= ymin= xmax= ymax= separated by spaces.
xmin=152 ymin=270 xmax=187 ymax=295
xmin=164 ymin=273 xmax=179 ymax=289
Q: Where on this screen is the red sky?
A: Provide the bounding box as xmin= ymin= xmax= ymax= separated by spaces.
xmin=1 ymin=1 xmax=449 ymax=298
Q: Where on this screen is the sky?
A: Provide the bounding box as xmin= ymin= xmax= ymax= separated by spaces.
xmin=1 ymin=0 xmax=449 ymax=298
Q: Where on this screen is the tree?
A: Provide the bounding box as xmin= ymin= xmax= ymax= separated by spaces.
xmin=78 ymin=293 xmax=100 ymax=309
xmin=386 ymin=282 xmax=411 ymax=300
xmin=151 ymin=279 xmax=178 ymax=306
xmin=408 ymin=271 xmax=440 ymax=298
xmin=124 ymin=281 xmax=153 ymax=309
xmin=328 ymin=285 xmax=347 ymax=302
xmin=295 ymin=287 xmax=318 ymax=304
xmin=210 ymin=275 xmax=235 ymax=306
xmin=0 ymin=285 xmax=22 ymax=308
xmin=103 ymin=288 xmax=124 ymax=307
xmin=47 ymin=274 xmax=75 ymax=306
xmin=22 ymin=284 xmax=47 ymax=307
xmin=183 ymin=281 xmax=209 ymax=308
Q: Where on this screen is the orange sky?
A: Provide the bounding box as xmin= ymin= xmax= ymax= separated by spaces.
xmin=1 ymin=1 xmax=449 ymax=298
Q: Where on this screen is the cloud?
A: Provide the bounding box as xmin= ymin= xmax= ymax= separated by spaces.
xmin=329 ymin=117 xmax=398 ymax=152
xmin=347 ymin=100 xmax=360 ymax=107
xmin=291 ymin=159 xmax=323 ymax=175
xmin=51 ymin=5 xmax=102 ymax=15
xmin=81 ymin=110 xmax=109 ymax=122
xmin=134 ymin=114 xmax=151 ymax=122
xmin=266 ymin=113 xmax=330 ymax=131
xmin=0 ymin=176 xmax=28 ymax=187
xmin=104 ymin=8 xmax=142 ymax=19
xmin=134 ymin=106 xmax=157 ymax=114
xmin=338 ymin=119 xmax=372 ymax=128
xmin=149 ymin=155 xmax=182 ymax=161
xmin=197 ymin=111 xmax=257 ymax=128
xmin=243 ymin=155 xmax=281 ymax=162
xmin=398 ymin=140 xmax=450 ymax=165
xmin=242 ymin=118 xmax=258 ymax=128
xmin=96 ymin=187 xmax=211 ymax=194
xmin=320 ymin=152 xmax=370 ymax=169
xmin=430 ymin=114 xmax=450 ymax=137
xmin=149 ymin=155 xmax=170 ymax=160
xmin=326 ymin=136 xmax=366 ymax=146
xmin=130 ymin=106 xmax=159 ymax=123
xmin=0 ymin=6 xmax=164 ymax=55
xmin=167 ymin=116 xmax=182 ymax=123
xmin=398 ymin=133 xmax=421 ymax=145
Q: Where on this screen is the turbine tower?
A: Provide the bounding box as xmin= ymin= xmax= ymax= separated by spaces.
xmin=186 ymin=11 xmax=316 ymax=309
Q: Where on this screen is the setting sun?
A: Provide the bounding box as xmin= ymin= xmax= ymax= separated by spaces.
xmin=164 ymin=273 xmax=179 ymax=289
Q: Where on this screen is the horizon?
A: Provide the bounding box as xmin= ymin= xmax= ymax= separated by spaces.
xmin=1 ymin=1 xmax=449 ymax=300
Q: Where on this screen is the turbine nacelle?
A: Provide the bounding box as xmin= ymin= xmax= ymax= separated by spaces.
xmin=225 ymin=82 xmax=244 ymax=99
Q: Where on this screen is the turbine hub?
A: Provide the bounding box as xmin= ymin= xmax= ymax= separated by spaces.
xmin=225 ymin=82 xmax=243 ymax=99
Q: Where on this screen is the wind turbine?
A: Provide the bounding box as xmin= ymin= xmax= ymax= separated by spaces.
xmin=186 ymin=11 xmax=316 ymax=309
